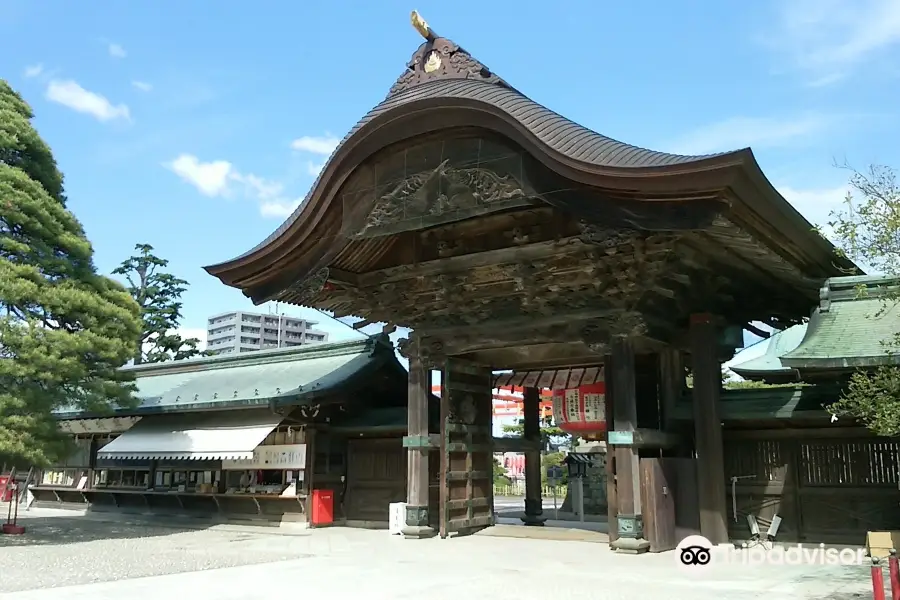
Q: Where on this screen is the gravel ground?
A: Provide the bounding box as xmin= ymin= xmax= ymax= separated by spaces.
xmin=0 ymin=511 xmax=315 ymax=592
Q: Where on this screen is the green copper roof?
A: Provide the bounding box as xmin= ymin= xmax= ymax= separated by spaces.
xmin=728 ymin=324 xmax=807 ymax=378
xmin=781 ymin=275 xmax=900 ymax=370
xmin=670 ymin=384 xmax=836 ymax=421
xmin=57 ymin=336 xmax=396 ymax=418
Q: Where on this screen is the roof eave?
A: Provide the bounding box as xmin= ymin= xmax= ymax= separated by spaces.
xmin=201 ymin=92 xmax=754 ymax=293
xmin=780 ymin=356 xmax=900 ymax=370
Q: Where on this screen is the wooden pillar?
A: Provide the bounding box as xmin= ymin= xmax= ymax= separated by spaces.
xmin=659 ymin=348 xmax=684 ymax=433
xmin=521 ymin=387 xmax=545 ymax=526
xmin=689 ymin=314 xmax=729 ymax=544
xmin=88 ymin=436 xmax=99 ymax=490
xmin=608 ymin=336 xmax=650 ymax=553
xmin=303 ymin=426 xmax=316 ymax=521
xmin=402 ymin=352 xmax=435 ymax=538
xmin=604 ymin=361 xmax=618 ymax=547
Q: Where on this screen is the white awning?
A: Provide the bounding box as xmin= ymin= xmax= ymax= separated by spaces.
xmin=97 ymin=410 xmax=283 ymax=461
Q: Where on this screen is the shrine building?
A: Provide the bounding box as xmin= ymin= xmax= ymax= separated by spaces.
xmin=203 ymin=12 xmax=860 ymax=551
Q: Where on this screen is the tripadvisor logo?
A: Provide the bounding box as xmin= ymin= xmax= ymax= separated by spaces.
xmin=675 ymin=535 xmax=866 ymax=570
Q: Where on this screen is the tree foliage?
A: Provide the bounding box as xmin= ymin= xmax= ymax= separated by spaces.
xmin=492 ymin=457 xmax=509 ymax=486
xmin=113 ymin=244 xmax=204 ymax=364
xmin=501 ymin=419 xmax=573 ymax=449
xmin=0 ymin=80 xmax=142 ymax=465
xmin=825 ymin=164 xmax=900 ymax=435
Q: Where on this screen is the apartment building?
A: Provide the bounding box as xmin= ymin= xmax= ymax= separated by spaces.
xmin=206 ymin=310 xmax=329 ymax=355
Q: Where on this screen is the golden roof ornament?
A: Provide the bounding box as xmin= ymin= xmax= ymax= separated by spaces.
xmin=410 ymin=10 xmax=435 ymax=41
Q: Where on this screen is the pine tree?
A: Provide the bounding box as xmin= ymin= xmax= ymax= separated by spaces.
xmin=114 ymin=243 xmax=204 ymax=364
xmin=0 ymin=80 xmax=142 ymax=465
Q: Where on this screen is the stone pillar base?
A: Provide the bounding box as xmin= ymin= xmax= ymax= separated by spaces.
xmin=520 ymin=514 xmax=547 ymax=526
xmin=521 ymin=497 xmax=546 ymax=526
xmin=401 ymin=505 xmax=435 ymax=539
xmin=401 ymin=524 xmax=436 ymax=539
xmin=611 ymin=537 xmax=651 ymax=554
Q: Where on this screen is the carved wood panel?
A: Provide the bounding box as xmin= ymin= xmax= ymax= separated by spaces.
xmin=353 ymin=137 xmax=537 ymax=239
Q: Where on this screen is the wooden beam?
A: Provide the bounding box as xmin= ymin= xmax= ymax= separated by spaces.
xmin=355 ymin=236 xmax=672 ymax=287
xmin=326 ymin=268 xmax=359 ymax=286
xmin=606 ymin=428 xmax=683 ymax=449
xmin=744 ymin=322 xmax=771 ymax=339
xmin=424 ymin=308 xmax=627 ymax=337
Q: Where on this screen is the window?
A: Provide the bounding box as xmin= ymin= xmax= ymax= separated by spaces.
xmin=42 ymin=469 xmax=81 ymax=487
xmin=93 ymin=469 xmax=150 ymax=489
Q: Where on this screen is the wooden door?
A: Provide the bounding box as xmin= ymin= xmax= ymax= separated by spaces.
xmin=640 ymin=457 xmax=678 ymax=552
xmin=344 ymin=438 xmax=407 ymax=523
xmin=440 ymin=357 xmax=494 ymax=538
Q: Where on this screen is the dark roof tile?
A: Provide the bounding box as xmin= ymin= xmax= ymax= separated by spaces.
xmin=232 ymin=79 xmax=724 ymax=263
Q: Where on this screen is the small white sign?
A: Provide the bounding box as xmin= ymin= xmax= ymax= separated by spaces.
xmin=222 ymin=444 xmax=307 ymax=470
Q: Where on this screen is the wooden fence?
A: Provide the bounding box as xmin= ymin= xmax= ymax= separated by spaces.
xmin=493 ymin=484 xmax=566 ymax=497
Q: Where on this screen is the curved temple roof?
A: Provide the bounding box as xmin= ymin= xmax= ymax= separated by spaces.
xmin=205 ymin=12 xmax=855 ymax=299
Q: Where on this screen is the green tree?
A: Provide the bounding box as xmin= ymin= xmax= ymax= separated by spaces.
xmin=493 ymin=457 xmax=509 ymax=486
xmin=825 ymin=164 xmax=900 ymax=435
xmin=0 ymin=80 xmax=142 ymax=465
xmin=501 ymin=419 xmax=574 ymax=449
xmin=113 ymin=244 xmax=204 ymax=364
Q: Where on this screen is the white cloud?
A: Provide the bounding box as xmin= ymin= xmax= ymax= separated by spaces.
xmin=45 ymin=79 xmax=131 ymax=122
xmin=764 ymin=0 xmax=900 ymax=83
xmin=165 ymin=154 xmax=234 ymax=197
xmin=108 ymin=43 xmax=127 ymax=59
xmin=260 ymin=199 xmax=302 ymax=218
xmin=131 ymin=80 xmax=152 ymax=92
xmin=291 ymin=135 xmax=340 ymax=155
xmin=667 ymin=114 xmax=831 ymax=155
xmin=165 ymin=154 xmax=301 ymax=219
xmin=777 ymin=184 xmax=850 ymax=236
xmin=24 ymin=64 xmax=43 ymax=78
xmin=232 ymin=172 xmax=284 ymax=201
xmin=306 ymin=161 xmax=326 ymax=177
xmin=172 ymin=327 xmax=207 ymax=350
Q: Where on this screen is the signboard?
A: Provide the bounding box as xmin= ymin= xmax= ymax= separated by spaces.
xmin=221 ymin=444 xmax=307 ymax=470
xmin=607 ymin=431 xmax=634 ymax=446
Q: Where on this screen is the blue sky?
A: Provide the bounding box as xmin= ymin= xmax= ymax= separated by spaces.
xmin=2 ymin=0 xmax=899 ymax=350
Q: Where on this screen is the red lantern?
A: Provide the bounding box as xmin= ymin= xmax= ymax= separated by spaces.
xmin=551 ymin=382 xmax=607 ymax=436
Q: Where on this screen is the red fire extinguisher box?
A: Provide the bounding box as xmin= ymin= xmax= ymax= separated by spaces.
xmin=310 ymin=489 xmax=334 ymax=527
xmin=0 ymin=476 xmax=12 ymax=502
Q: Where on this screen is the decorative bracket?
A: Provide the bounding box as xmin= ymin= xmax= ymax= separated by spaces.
xmin=577 ymin=221 xmax=638 ymax=249
xmin=285 ymin=268 xmax=330 ymax=305
xmin=398 ymin=333 xmax=446 ymax=369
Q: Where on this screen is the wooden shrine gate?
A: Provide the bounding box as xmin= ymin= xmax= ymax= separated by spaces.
xmin=440 ymin=358 xmax=494 ymax=538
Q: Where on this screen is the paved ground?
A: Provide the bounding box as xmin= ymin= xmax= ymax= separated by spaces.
xmin=494 ymin=495 xmax=607 ymax=531
xmin=0 ymin=508 xmax=877 ymax=599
